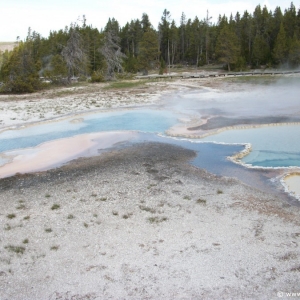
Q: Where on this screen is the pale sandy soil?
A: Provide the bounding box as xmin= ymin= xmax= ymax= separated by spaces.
xmin=0 ymin=77 xmax=300 ymax=299
xmin=0 ymin=143 xmax=299 ymax=300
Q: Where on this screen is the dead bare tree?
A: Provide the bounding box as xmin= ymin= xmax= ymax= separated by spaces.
xmin=205 ymin=10 xmax=212 ymax=65
xmin=62 ymin=25 xmax=88 ymax=81
xmin=100 ymin=30 xmax=126 ymax=79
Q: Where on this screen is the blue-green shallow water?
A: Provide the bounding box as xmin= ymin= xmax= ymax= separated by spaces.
xmin=0 ymin=108 xmax=299 ymax=204
xmin=201 ymin=125 xmax=300 ymax=168
xmin=0 ymin=108 xmax=247 ymax=179
xmin=0 ymin=109 xmax=178 ymax=153
xmin=117 ymin=133 xmax=292 ymax=201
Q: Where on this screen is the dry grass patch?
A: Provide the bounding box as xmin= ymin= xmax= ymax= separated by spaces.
xmin=5 ymin=245 xmax=25 ymax=255
xmin=7 ymin=213 xmax=16 ymax=219
xmin=147 ymin=216 xmax=168 ymax=223
xmin=51 ymin=204 xmax=60 ymax=210
xmin=139 ymin=205 xmax=156 ymax=213
xmin=196 ymin=198 xmax=207 ymax=205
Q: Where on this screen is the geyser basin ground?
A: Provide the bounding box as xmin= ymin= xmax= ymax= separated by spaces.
xmin=1 ymin=141 xmax=299 ymax=299
xmin=1 ymin=76 xmax=300 ymax=299
xmin=0 ymin=108 xmax=298 ymax=202
xmin=1 ymin=77 xmax=300 ymax=199
xmin=1 ymin=76 xmax=300 ymax=200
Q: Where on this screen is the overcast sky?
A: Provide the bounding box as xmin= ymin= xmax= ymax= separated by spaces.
xmin=1 ymin=0 xmax=296 ymax=41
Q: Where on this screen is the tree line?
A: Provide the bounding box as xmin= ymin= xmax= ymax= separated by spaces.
xmin=0 ymin=3 xmax=300 ymax=92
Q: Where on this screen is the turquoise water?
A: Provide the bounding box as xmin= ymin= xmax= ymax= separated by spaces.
xmin=0 ymin=107 xmax=248 ymax=181
xmin=1 ymin=107 xmax=299 ymax=200
xmin=124 ymin=132 xmax=257 ymax=186
xmin=0 ymin=109 xmax=178 ymax=153
xmin=1 ymin=109 xmax=300 ymax=169
xmin=1 ymin=99 xmax=300 ymax=170
xmin=201 ymin=125 xmax=300 ymax=168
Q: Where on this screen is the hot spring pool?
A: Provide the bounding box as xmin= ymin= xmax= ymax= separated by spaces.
xmin=201 ymin=124 xmax=300 ymax=168
xmin=0 ymin=109 xmax=178 ymax=153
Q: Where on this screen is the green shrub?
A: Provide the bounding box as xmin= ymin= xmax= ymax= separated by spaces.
xmin=7 ymin=213 xmax=16 ymax=219
xmin=51 ymin=204 xmax=60 ymax=210
xmin=147 ymin=216 xmax=168 ymax=223
xmin=196 ymin=198 xmax=207 ymax=205
xmin=5 ymin=245 xmax=25 ymax=254
xmin=91 ymin=71 xmax=105 ymax=83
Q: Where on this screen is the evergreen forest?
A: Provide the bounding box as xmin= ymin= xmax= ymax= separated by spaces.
xmin=0 ymin=3 xmax=300 ymax=93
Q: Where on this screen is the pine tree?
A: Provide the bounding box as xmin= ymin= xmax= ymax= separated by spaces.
xmin=179 ymin=12 xmax=186 ymax=61
xmin=288 ymin=33 xmax=300 ymax=67
xmin=141 ymin=13 xmax=152 ymax=32
xmin=216 ymin=24 xmax=240 ymax=71
xmin=169 ymin=20 xmax=179 ymax=65
xmin=43 ymin=54 xmax=67 ymax=82
xmin=270 ymin=6 xmax=283 ymax=50
xmin=273 ymin=22 xmax=288 ymax=64
xmin=240 ymin=10 xmax=253 ymax=64
xmin=138 ymin=29 xmax=160 ymax=74
xmin=158 ymin=9 xmax=171 ymax=62
xmin=252 ymin=33 xmax=270 ymax=66
xmin=283 ymin=2 xmax=297 ymax=39
xmin=1 ymin=42 xmax=40 ymax=93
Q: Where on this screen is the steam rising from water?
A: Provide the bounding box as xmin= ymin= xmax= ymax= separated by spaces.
xmin=163 ymin=77 xmax=300 ymax=119
xmin=162 ymin=77 xmax=300 ymax=169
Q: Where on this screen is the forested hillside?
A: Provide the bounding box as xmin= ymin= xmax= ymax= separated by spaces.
xmin=0 ymin=3 xmax=300 ymax=92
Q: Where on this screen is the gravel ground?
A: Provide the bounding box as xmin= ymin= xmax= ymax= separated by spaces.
xmin=0 ymin=81 xmax=176 ymax=129
xmin=0 ymin=143 xmax=299 ymax=299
